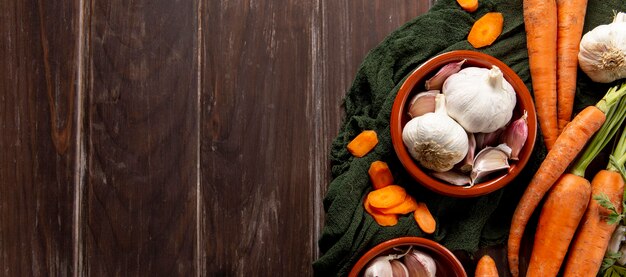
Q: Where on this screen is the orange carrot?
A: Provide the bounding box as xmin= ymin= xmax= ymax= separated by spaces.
xmin=347 ymin=130 xmax=378 ymax=157
xmin=476 ymin=255 xmax=499 ymax=277
xmin=556 ymin=0 xmax=588 ymax=133
xmin=367 ymin=185 xmax=406 ymax=209
xmin=414 ymin=202 xmax=436 ymax=234
xmin=524 ymin=0 xmax=558 ymax=150
xmin=457 ymin=0 xmax=478 ymax=12
xmin=379 ymin=195 xmax=418 ymax=215
xmin=467 ymin=12 xmax=504 ymax=48
xmin=509 ymin=83 xmax=626 ymax=277
xmin=563 ymin=170 xmax=624 ymax=276
xmin=508 ymin=106 xmax=605 ymax=277
xmin=368 ymin=161 xmax=394 ymax=190
xmin=364 ymin=197 xmax=398 ymax=226
xmin=526 ymin=173 xmax=591 ymax=277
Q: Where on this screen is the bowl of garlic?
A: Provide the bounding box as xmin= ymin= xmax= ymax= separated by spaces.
xmin=390 ymin=50 xmax=537 ymax=198
xmin=347 ymin=236 xmax=467 ymax=277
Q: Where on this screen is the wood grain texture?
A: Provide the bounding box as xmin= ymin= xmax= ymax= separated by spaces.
xmin=84 ymin=0 xmax=198 ymax=275
xmin=0 ymin=0 xmax=530 ymax=276
xmin=201 ymin=0 xmax=317 ymax=275
xmin=0 ymin=0 xmax=83 ymax=275
xmin=201 ymin=0 xmax=433 ymax=276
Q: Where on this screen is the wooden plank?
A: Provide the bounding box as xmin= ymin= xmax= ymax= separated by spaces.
xmin=0 ymin=0 xmax=85 ymax=275
xmin=84 ymin=0 xmax=198 ymax=275
xmin=201 ymin=0 xmax=432 ymax=275
xmin=200 ymin=0 xmax=317 ymax=275
xmin=316 ymin=0 xmax=433 ymax=236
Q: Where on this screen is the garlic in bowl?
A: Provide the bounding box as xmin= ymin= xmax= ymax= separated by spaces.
xmin=348 ymin=237 xmax=467 ymax=277
xmin=390 ymin=50 xmax=537 ymax=198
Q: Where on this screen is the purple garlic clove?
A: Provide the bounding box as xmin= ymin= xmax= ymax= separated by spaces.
xmin=502 ymin=111 xmax=529 ymax=160
xmin=425 ymin=59 xmax=466 ymax=90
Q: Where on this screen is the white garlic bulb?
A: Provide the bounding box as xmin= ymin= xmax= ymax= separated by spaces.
xmin=402 ymin=94 xmax=469 ymax=172
xmin=578 ymin=12 xmax=626 ymax=83
xmin=442 ymin=66 xmax=516 ymax=133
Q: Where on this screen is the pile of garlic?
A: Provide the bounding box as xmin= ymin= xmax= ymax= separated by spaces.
xmin=363 ymin=246 xmax=436 ymax=277
xmin=402 ymin=61 xmax=528 ymax=186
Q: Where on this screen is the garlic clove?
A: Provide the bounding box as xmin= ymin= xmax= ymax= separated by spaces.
xmin=425 ymin=59 xmax=466 ymax=90
xmin=608 ymin=225 xmax=626 ymax=254
xmin=503 ymin=111 xmax=529 ymax=160
xmin=407 ymin=90 xmax=440 ymax=118
xmin=390 ymin=260 xmax=410 ymax=277
xmin=459 ymin=132 xmax=476 ymax=172
xmin=431 ymin=170 xmax=471 ymax=186
xmin=470 ymin=144 xmax=511 ymax=185
xmin=475 ymin=127 xmax=505 ymax=150
xmin=364 ymin=256 xmax=394 ymax=277
xmin=403 ymin=249 xmax=436 ymax=277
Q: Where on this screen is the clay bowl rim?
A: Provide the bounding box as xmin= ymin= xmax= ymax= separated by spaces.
xmin=347 ymin=236 xmax=468 ymax=277
xmin=390 ymin=50 xmax=537 ymax=198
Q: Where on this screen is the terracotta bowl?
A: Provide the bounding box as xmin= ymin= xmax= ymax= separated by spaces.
xmin=390 ymin=50 xmax=537 ymax=198
xmin=348 ymin=237 xmax=467 ymax=277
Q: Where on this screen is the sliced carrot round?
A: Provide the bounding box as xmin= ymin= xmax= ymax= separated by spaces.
xmin=367 ymin=185 xmax=407 ymax=209
xmin=468 ymin=12 xmax=504 ymax=48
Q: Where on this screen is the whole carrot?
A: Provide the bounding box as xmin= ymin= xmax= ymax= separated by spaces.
xmin=562 ymin=170 xmax=624 ymax=276
xmin=563 ymin=122 xmax=626 ymax=276
xmin=556 ymin=0 xmax=588 ymax=132
xmin=508 ymin=83 xmax=626 ymax=277
xmin=526 ymin=174 xmax=591 ymax=277
xmin=524 ymin=0 xmax=558 ymax=150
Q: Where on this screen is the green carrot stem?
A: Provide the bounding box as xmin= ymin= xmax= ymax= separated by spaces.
xmin=571 ymin=92 xmax=626 ymax=177
xmin=596 ymin=82 xmax=626 ymax=113
xmin=609 ymin=126 xmax=626 ymax=172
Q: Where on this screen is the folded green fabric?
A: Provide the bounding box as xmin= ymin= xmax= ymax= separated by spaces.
xmin=313 ymin=0 xmax=625 ymax=276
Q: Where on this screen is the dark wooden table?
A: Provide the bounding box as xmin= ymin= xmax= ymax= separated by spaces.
xmin=1 ymin=0 xmax=523 ymax=276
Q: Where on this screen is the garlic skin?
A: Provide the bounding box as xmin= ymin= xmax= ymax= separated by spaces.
xmin=459 ymin=132 xmax=476 ymax=173
xmin=390 ymin=260 xmax=410 ymax=277
xmin=443 ymin=66 xmax=517 ymax=133
xmin=402 ymin=94 xmax=469 ymax=172
xmin=578 ymin=12 xmax=626 ymax=83
xmin=403 ymin=249 xmax=436 ymax=277
xmin=364 ymin=256 xmax=394 ymax=277
xmin=608 ymin=225 xmax=626 ymax=254
xmin=431 ymin=170 xmax=471 ymax=186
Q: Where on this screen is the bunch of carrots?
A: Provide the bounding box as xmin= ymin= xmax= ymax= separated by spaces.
xmin=508 ymin=82 xmax=626 ymax=277
xmin=524 ymin=0 xmax=588 ymax=151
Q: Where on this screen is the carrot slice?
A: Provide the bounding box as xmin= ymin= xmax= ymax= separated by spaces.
xmin=457 ymin=0 xmax=478 ymax=12
xmin=414 ymin=202 xmax=436 ymax=234
xmin=368 ymin=161 xmax=394 ymax=190
xmin=468 ymin=12 xmax=504 ymax=48
xmin=364 ymin=197 xmax=398 ymax=226
xmin=379 ymin=195 xmax=418 ymax=215
xmin=367 ymin=185 xmax=407 ymax=209
xmin=347 ymin=130 xmax=378 ymax=157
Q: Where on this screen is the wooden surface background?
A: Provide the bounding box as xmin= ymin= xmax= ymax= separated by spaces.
xmin=0 ymin=0 xmax=524 ymax=276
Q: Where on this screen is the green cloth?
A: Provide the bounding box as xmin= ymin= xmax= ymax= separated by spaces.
xmin=313 ymin=0 xmax=625 ymax=276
